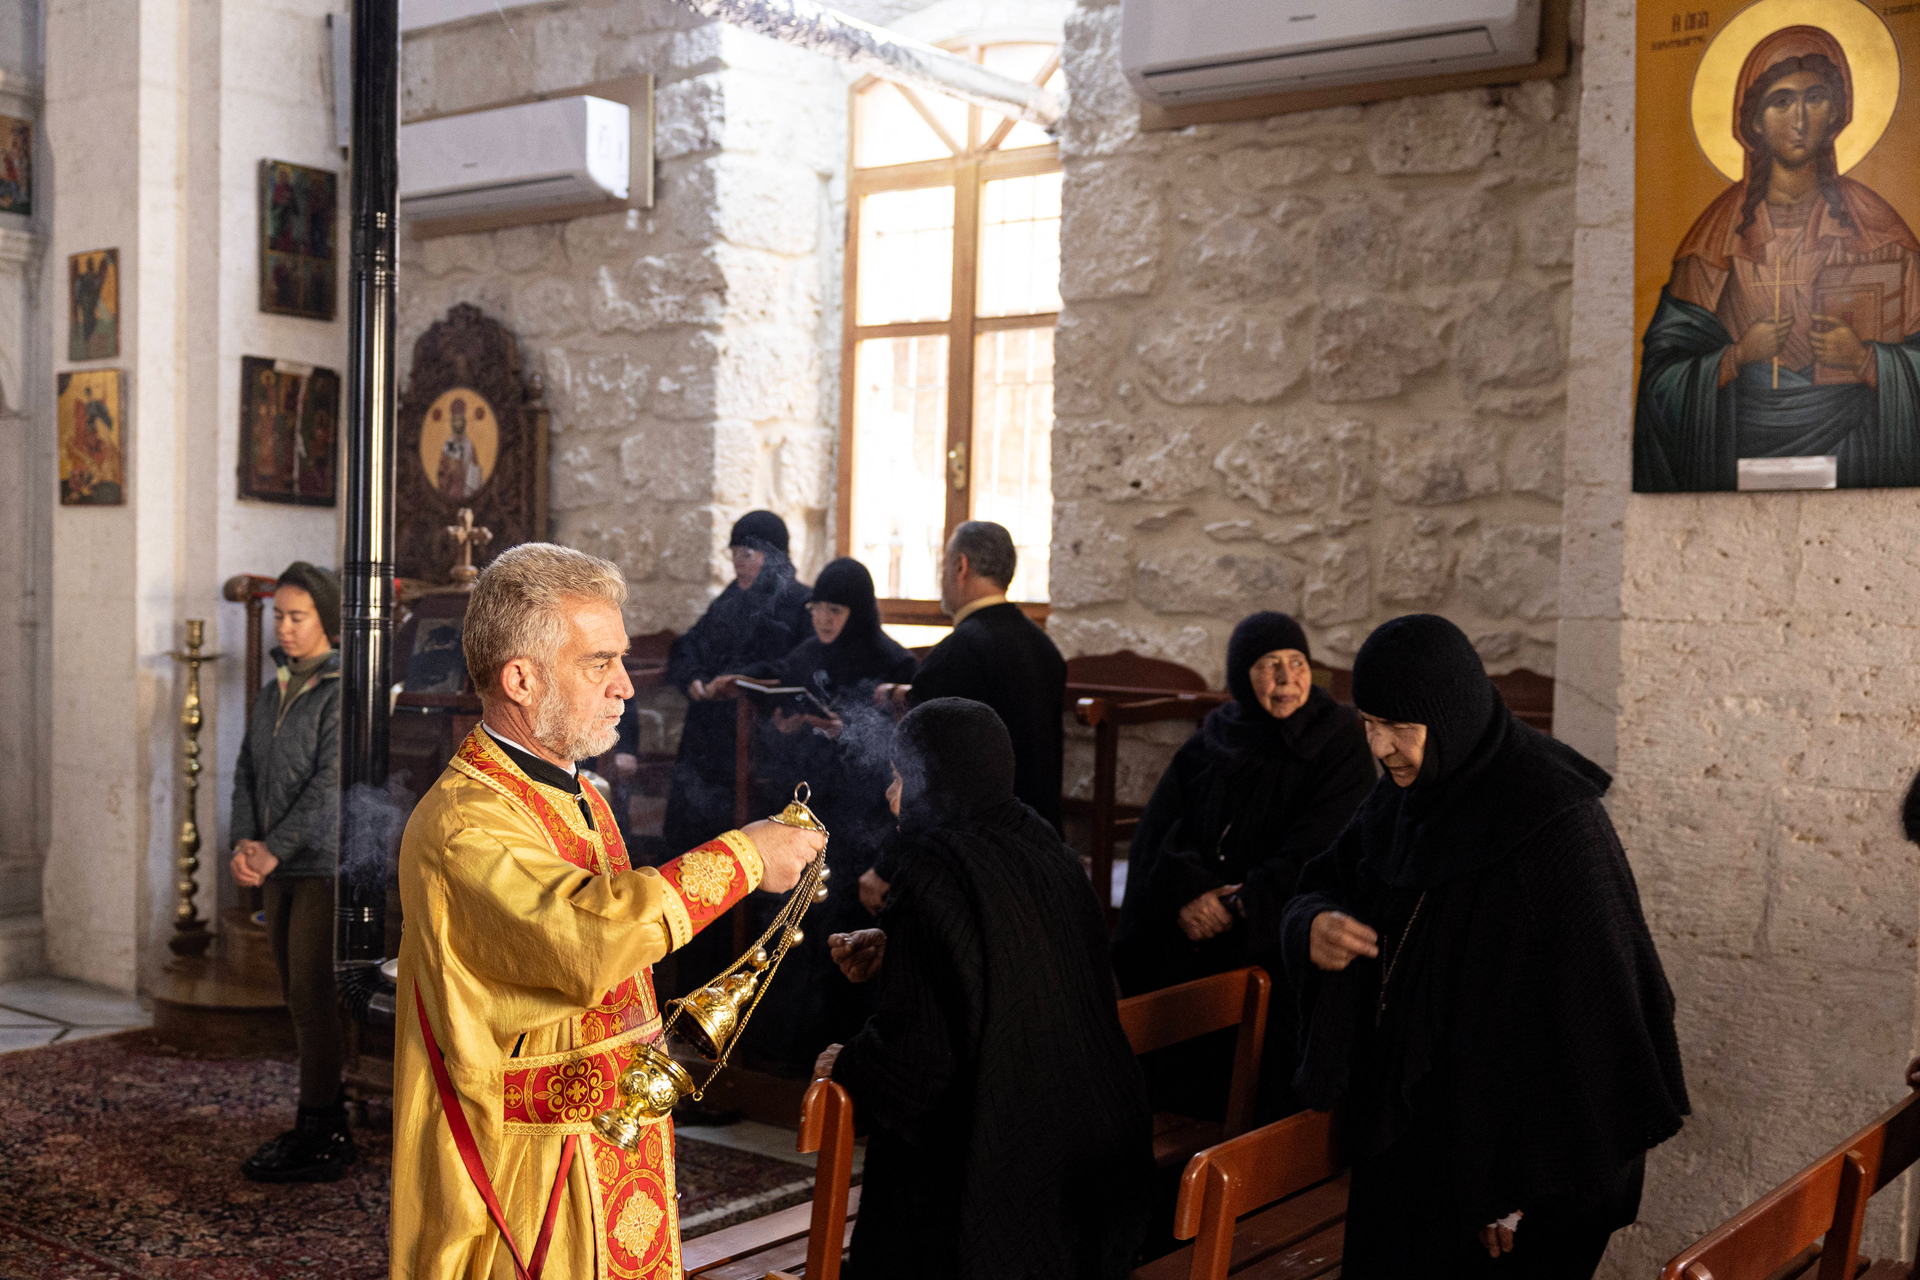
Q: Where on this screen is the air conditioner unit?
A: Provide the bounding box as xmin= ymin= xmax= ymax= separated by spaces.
xmin=399 ymin=95 xmax=629 ymax=221
xmin=1120 ymin=0 xmax=1542 ymax=106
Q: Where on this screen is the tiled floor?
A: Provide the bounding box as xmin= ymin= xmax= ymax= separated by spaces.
xmin=0 ymin=976 xmax=152 ymax=1053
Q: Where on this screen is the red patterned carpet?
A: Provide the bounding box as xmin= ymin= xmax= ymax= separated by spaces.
xmin=0 ymin=1032 xmax=814 ymax=1280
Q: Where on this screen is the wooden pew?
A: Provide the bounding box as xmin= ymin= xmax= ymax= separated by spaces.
xmin=1659 ymin=1091 xmax=1920 ymax=1280
xmin=1135 ymin=1110 xmax=1347 ymax=1280
xmin=1118 ymin=968 xmax=1270 ymax=1171
xmin=684 ymin=1079 xmax=862 ymax=1280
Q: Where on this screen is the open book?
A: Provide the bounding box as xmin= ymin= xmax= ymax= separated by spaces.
xmin=734 ymin=678 xmax=834 ymax=719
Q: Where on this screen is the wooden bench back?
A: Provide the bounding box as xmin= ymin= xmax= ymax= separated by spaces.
xmin=1067 ymin=649 xmax=1210 ymax=698
xmin=1172 ymin=1109 xmax=1345 ymax=1280
xmin=792 ymin=1078 xmax=858 ymax=1280
xmin=1659 ymin=1091 xmax=1920 ymax=1280
xmin=1118 ymin=968 xmax=1270 ymax=1141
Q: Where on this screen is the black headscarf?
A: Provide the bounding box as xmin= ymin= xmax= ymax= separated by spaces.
xmin=1349 ymin=614 xmax=1609 ymax=889
xmin=1202 ymin=611 xmax=1343 ymax=761
xmin=805 ymin=557 xmax=904 ymax=689
xmin=730 ymin=509 xmax=790 ymax=555
xmin=892 ymin=697 xmax=1018 ymax=831
xmin=836 ymin=693 xmax=1152 ymax=1279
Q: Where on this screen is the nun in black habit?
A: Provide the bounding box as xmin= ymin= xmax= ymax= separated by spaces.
xmin=1112 ymin=612 xmax=1374 ymax=1122
xmin=816 ymin=698 xmax=1152 ymax=1280
xmin=734 ymin=558 xmax=917 ymax=1074
xmin=1280 ymin=615 xmax=1689 ymax=1279
xmin=659 ymin=510 xmax=813 ymax=853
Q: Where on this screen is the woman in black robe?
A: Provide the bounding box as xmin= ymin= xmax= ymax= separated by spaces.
xmin=1280 ymin=614 xmax=1689 ymax=1278
xmin=1112 ymin=611 xmax=1374 ymax=1122
xmin=816 ymin=698 xmax=1153 ymax=1280
xmin=735 ymin=557 xmax=916 ymax=1074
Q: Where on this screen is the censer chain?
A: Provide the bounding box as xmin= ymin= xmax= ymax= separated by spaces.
xmin=667 ymin=848 xmax=829 ymax=1099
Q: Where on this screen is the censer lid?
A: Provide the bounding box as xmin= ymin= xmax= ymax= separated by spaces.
xmin=770 ymin=782 xmax=828 ymax=833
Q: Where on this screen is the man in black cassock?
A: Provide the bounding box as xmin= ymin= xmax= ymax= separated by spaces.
xmin=815 ymin=698 xmax=1152 ymax=1280
xmin=865 ymin=521 xmax=1065 ymax=910
xmin=1112 ymin=612 xmax=1374 ymax=1122
xmin=1281 ymin=614 xmax=1689 ymax=1278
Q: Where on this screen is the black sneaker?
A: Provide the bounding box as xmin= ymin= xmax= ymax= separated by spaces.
xmin=241 ymin=1102 xmax=358 ymax=1183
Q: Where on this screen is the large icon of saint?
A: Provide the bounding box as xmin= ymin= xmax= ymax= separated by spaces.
xmin=435 ymin=397 xmax=485 ymax=501
xmin=1634 ymin=11 xmax=1920 ymax=492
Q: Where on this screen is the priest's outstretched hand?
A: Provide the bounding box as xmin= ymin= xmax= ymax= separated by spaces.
xmin=741 ymin=818 xmax=826 ymax=894
xmin=829 ymin=929 xmax=886 ymax=982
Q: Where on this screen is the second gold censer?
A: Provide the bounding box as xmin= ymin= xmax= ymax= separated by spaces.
xmin=593 ymin=784 xmax=831 ymax=1150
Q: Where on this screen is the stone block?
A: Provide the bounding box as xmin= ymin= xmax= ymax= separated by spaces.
xmin=1506 ymin=421 xmax=1563 ymax=499
xmin=1214 ymin=144 xmax=1326 ymax=191
xmin=1047 ymin=616 xmax=1219 ymax=686
xmin=1313 ymin=199 xmax=1399 ymax=294
xmin=1376 ymin=419 xmax=1501 ymax=506
xmin=1459 ymin=523 xmax=1560 ymax=619
xmin=1367 ymin=89 xmax=1502 ymax=175
xmin=1309 ymin=299 xmax=1444 ymax=403
xmin=551 ymin=439 xmax=618 ymax=512
xmin=1056 ymin=417 xmax=1214 ymax=504
xmin=666 ymin=506 xmax=726 ymax=584
xmin=560 ymin=352 xmax=652 ymax=431
xmin=1407 ymin=191 xmax=1515 ymax=286
xmin=1203 ymin=521 xmax=1259 ymax=542
xmin=1050 ymin=503 xmax=1132 ymax=608
xmin=1452 ymin=282 xmax=1564 ymax=395
xmin=1620 ymin=494 xmax=1800 ymax=623
xmin=649 ymin=331 xmax=723 ymax=421
xmin=568 ymin=513 xmax=662 ymax=583
xmin=1059 ymin=6 xmax=1141 ymax=160
xmin=1186 ymin=206 xmax=1315 ymax=302
xmin=1135 ymin=306 xmax=1307 ymax=405
xmin=1215 ymin=417 xmax=1372 ymax=515
xmin=1523 ymin=189 xmax=1577 ymax=268
xmin=619 ymin=417 xmax=712 ymax=503
xmin=495 ymin=222 xmax=564 ymax=274
xmin=656 ymin=73 xmax=726 ymax=162
xmin=1377 ymin=529 xmax=1452 ymax=606
xmin=1303 ymin=541 xmax=1370 ymax=626
xmin=420 ymin=233 xmax=495 ymax=278
xmin=775 ymin=428 xmax=834 ymax=512
xmin=1134 ymin=551 xmax=1304 ymax=616
xmin=1053 ymin=307 xmax=1124 ymax=416
xmin=715 ymin=325 xmax=821 ymax=421
xmin=514 ymin=277 xmax=583 ymax=339
xmin=1060 ymin=160 xmax=1162 ymax=300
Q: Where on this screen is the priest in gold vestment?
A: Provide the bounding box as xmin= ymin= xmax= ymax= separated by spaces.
xmin=392 ymin=543 xmax=825 ymax=1280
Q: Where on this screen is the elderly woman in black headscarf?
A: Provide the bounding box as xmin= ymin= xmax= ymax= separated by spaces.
xmin=815 ymin=698 xmax=1153 ymax=1280
xmin=1112 ymin=611 xmax=1374 ymax=1121
xmin=1281 ymin=615 xmax=1688 ymax=1279
xmin=734 ymin=558 xmax=916 ymax=1074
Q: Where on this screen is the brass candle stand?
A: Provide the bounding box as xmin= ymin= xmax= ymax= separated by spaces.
xmin=593 ymin=784 xmax=832 ymax=1151
xmin=167 ymin=620 xmax=222 ymax=959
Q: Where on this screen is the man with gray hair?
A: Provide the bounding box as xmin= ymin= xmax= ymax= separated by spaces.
xmin=866 ymin=521 xmax=1066 ymax=910
xmin=390 ymin=542 xmax=824 ymax=1280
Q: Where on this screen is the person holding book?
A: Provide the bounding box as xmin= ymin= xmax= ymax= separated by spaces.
xmin=730 ymin=557 xmax=917 ymax=1074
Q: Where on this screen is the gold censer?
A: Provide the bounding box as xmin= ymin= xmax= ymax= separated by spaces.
xmin=593 ymin=784 xmax=831 ymax=1151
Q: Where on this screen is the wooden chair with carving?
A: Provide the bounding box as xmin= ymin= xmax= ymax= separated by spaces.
xmin=1658 ymin=1090 xmax=1920 ymax=1280
xmin=1118 ymin=967 xmax=1270 ymax=1173
xmin=1133 ymin=1108 xmax=1348 ymax=1280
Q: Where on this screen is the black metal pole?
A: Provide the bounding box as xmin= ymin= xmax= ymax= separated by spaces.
xmin=336 ymin=0 xmax=399 ymax=971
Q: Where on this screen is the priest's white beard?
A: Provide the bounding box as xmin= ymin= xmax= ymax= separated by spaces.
xmin=532 ymin=686 xmax=623 ymax=762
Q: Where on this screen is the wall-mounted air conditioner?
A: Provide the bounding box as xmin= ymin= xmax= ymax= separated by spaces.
xmin=1120 ymin=0 xmax=1542 ymax=106
xmin=399 ymin=95 xmax=630 ymax=221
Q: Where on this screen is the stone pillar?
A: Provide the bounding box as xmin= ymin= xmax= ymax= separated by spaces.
xmin=1560 ymin=2 xmax=1920 ymax=1273
xmin=40 ymin=0 xmax=344 ymax=993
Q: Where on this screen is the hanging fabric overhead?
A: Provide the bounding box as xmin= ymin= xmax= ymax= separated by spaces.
xmin=672 ymin=0 xmax=1063 ymax=128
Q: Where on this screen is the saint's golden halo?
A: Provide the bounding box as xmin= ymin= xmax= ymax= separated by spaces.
xmin=1689 ymin=0 xmax=1900 ymax=181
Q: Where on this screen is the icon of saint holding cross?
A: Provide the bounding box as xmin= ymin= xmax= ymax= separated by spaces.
xmin=1633 ymin=10 xmax=1920 ymax=493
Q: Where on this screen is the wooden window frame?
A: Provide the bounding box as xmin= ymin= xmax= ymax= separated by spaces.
xmin=838 ymin=48 xmax=1061 ymax=629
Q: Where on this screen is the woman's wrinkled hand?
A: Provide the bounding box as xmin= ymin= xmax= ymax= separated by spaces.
xmin=1308 ymin=911 xmax=1379 ymax=971
xmin=1478 ymin=1213 xmax=1521 ymax=1257
xmin=858 ymin=868 xmax=889 ymax=915
xmin=1177 ymin=885 xmax=1241 ymax=942
xmin=812 ymin=1044 xmax=842 ymax=1080
xmin=829 ymin=929 xmax=886 ymax=983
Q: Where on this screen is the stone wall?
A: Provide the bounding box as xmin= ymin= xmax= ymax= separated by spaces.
xmin=398 ymin=0 xmax=847 ymax=635
xmin=1562 ymin=1 xmax=1920 ymax=1272
xmin=1050 ymin=0 xmax=1579 ymax=725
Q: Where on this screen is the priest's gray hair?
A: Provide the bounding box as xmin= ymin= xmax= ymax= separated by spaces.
xmin=948 ymin=520 xmax=1016 ymax=588
xmin=465 ymin=542 xmax=628 ymax=702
